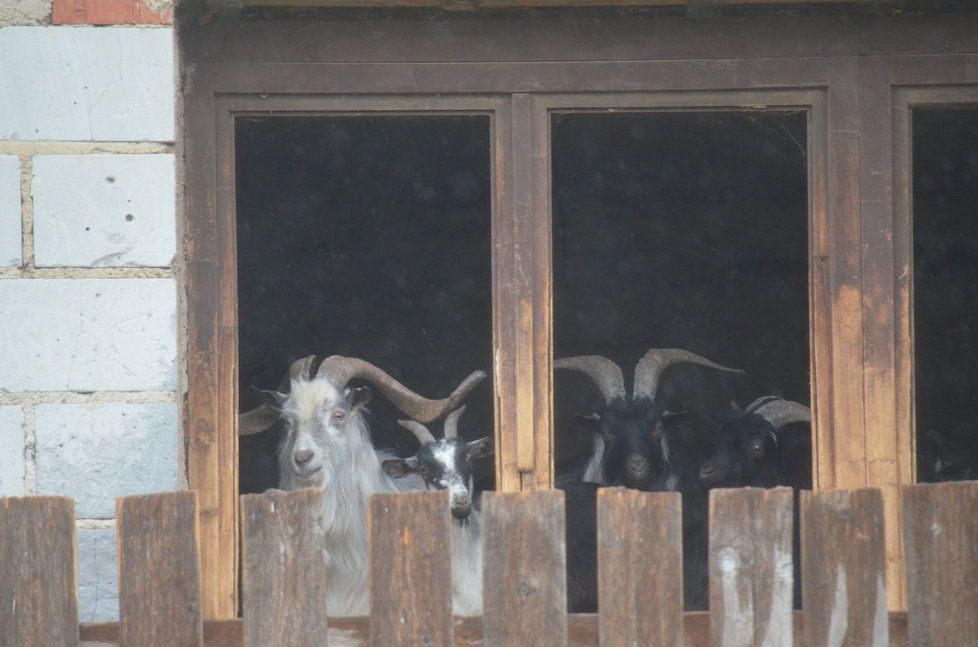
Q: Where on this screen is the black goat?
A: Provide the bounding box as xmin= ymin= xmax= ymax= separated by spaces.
xmin=699 ymin=395 xmax=811 ymax=609
xmin=917 ymin=428 xmax=977 ymax=483
xmin=698 ymin=396 xmax=812 ymax=490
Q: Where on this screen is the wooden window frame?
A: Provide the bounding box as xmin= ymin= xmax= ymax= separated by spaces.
xmin=181 ymin=9 xmax=978 ymax=618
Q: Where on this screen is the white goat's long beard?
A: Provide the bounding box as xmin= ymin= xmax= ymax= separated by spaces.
xmin=451 ymin=511 xmax=484 ymax=615
xmin=279 ymin=414 xmax=421 ymax=616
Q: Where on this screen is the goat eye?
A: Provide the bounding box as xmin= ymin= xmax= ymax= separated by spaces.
xmin=331 ymin=410 xmax=346 ymax=423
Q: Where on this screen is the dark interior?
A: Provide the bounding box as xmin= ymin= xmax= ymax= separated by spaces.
xmin=235 ymin=115 xmax=493 ymax=494
xmin=552 ymin=111 xmax=811 ymax=471
xmin=913 ymin=108 xmax=978 ymax=483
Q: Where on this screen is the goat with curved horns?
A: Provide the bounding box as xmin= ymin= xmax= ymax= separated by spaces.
xmin=698 ymin=395 xmax=812 ymax=489
xmin=382 ymin=405 xmax=490 ymax=615
xmin=556 ymin=348 xmax=744 ymax=491
xmin=239 ymin=355 xmax=486 ymax=616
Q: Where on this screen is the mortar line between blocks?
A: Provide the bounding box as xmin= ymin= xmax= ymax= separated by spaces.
xmin=23 ymin=405 xmax=36 ymax=495
xmin=0 ymin=267 xmax=175 ymax=279
xmin=0 ymin=391 xmax=179 ymax=406
xmin=20 ymin=154 xmax=33 ymax=270
xmin=77 ymin=519 xmax=117 ymax=530
xmin=0 ymin=142 xmax=175 ymax=156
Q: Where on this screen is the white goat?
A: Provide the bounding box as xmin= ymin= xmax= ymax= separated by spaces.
xmin=381 ymin=406 xmax=491 ymax=615
xmin=240 ymin=355 xmax=485 ymax=616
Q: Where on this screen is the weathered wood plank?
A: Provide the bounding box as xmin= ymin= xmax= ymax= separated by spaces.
xmin=597 ymin=488 xmax=682 ymax=647
xmin=801 ymin=488 xmax=888 ymax=647
xmin=902 ymin=481 xmax=978 ymax=647
xmin=483 ymin=491 xmax=567 ymax=647
xmin=241 ymin=488 xmax=329 ymax=647
xmin=370 ymin=491 xmax=453 ymax=647
xmin=0 ymin=496 xmax=79 ymax=647
xmin=117 ymin=492 xmax=203 ymax=647
xmin=826 ymin=59 xmax=868 ymax=494
xmin=184 ymin=65 xmax=238 ymax=619
xmin=709 ymin=487 xmax=794 ymax=647
xmin=495 ymin=93 xmax=553 ymax=491
xmin=858 ymin=55 xmax=907 ymax=611
xmin=81 ymin=612 xmax=912 ymax=647
xmin=82 ymin=620 xmax=241 ymax=647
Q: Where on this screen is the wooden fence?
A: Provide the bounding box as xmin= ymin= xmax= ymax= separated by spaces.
xmin=2 ymin=482 xmax=976 ymax=647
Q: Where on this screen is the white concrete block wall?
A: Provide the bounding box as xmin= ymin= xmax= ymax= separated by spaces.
xmin=0 ymin=18 xmax=179 ymax=622
xmin=0 ymin=279 xmax=177 ymax=391
xmin=0 ymin=27 xmax=174 ymax=141
xmin=77 ymin=528 xmax=120 ymax=622
xmin=0 ymin=407 xmax=26 ymax=496
xmin=36 ymin=403 xmax=179 ymax=516
xmin=33 ymin=154 xmax=176 ymax=267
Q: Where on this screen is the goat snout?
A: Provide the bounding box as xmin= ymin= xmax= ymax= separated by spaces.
xmin=294 ymin=449 xmax=314 ymax=467
xmin=451 ymin=501 xmax=472 ymax=520
xmin=624 ymin=455 xmax=649 ymax=481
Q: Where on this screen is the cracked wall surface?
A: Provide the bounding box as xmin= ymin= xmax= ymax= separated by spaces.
xmin=0 ymin=18 xmax=178 ymax=622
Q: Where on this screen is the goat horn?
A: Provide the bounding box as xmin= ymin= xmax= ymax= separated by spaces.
xmin=632 ymin=348 xmax=744 ymax=402
xmin=443 ymin=405 xmax=466 ymax=439
xmin=316 ymin=356 xmax=487 ymax=423
xmin=750 ymin=397 xmax=811 ymax=430
xmin=554 ymin=355 xmax=626 ymax=404
xmin=744 ymin=395 xmax=784 ymax=415
xmin=238 ymin=355 xmax=318 ymax=436
xmin=397 ymin=419 xmax=436 ymax=445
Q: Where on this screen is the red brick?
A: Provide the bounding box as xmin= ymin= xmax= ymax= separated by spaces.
xmin=52 ymin=0 xmax=172 ymax=25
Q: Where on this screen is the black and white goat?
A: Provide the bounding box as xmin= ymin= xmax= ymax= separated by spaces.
xmin=556 ymin=349 xmax=743 ymax=491
xmin=381 ymin=406 xmax=490 ymax=615
xmin=239 ymin=355 xmax=485 ymax=616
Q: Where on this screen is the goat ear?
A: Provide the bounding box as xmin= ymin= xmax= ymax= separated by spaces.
xmin=382 ymin=456 xmax=419 ymax=479
xmin=255 ymin=388 xmax=287 ymax=408
xmin=466 ymin=436 xmax=493 ymax=461
xmin=347 ymin=386 xmax=373 ymax=410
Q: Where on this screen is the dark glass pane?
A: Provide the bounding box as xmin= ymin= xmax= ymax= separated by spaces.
xmin=235 ymin=116 xmax=493 ymax=494
xmin=913 ymin=108 xmax=978 ymax=483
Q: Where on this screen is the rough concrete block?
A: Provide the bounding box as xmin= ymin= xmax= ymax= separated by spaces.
xmin=0 ymin=279 xmax=177 ymax=391
xmin=33 ymin=154 xmax=175 ymax=267
xmin=0 ymin=406 xmax=25 ymax=496
xmin=0 ymin=27 xmax=174 ymax=141
xmin=35 ymin=403 xmax=178 ymax=518
xmin=77 ymin=527 xmax=119 ymax=622
xmin=0 ymin=0 xmax=51 ymax=26
xmin=0 ymin=154 xmax=20 ymax=267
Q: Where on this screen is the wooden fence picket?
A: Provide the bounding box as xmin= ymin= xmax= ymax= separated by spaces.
xmin=241 ymin=488 xmax=330 ymax=647
xmin=369 ymin=490 xmax=454 ymax=647
xmin=709 ymin=487 xmax=794 ymax=647
xmin=0 ymin=496 xmax=79 ymax=647
xmin=117 ymin=491 xmax=203 ymax=647
xmin=482 ymin=490 xmax=567 ymax=647
xmin=598 ymin=488 xmax=683 ymax=647
xmin=902 ymin=481 xmax=978 ymax=647
xmin=801 ymin=488 xmax=888 ymax=647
